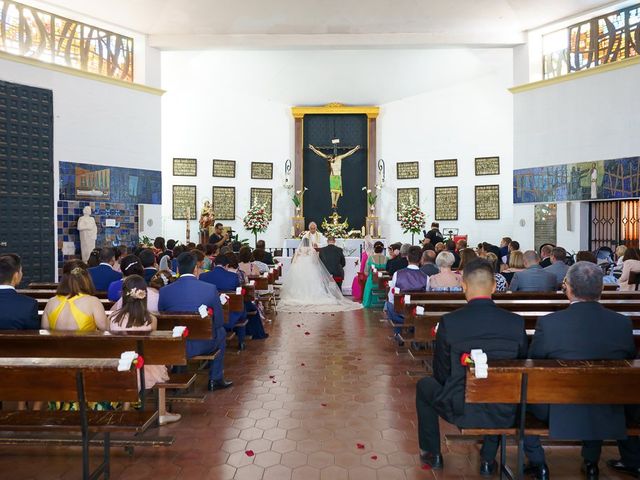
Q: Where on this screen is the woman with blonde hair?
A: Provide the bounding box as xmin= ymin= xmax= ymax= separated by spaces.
xmin=42 ymin=260 xmax=107 ymax=331
xmin=501 ymin=250 xmax=525 ymax=285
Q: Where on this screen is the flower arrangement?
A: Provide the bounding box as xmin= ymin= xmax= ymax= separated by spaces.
xmin=243 ymin=203 xmax=270 ymax=246
xmin=361 ymin=184 xmax=382 ymax=207
xmin=321 ymin=212 xmax=349 ymax=238
xmin=398 ymin=201 xmax=426 ymax=244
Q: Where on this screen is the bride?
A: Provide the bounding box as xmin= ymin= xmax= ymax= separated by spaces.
xmin=278 ymin=238 xmax=363 ymax=312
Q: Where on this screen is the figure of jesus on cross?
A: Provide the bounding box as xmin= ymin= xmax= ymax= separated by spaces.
xmin=309 ymin=140 xmax=360 ymax=209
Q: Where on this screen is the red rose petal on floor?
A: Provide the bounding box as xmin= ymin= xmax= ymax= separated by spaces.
xmin=272 ymin=380 xmax=277 ymax=383
xmin=356 ymin=443 xmax=365 ymax=449
xmin=421 ymin=464 xmax=431 ymax=470
xmin=371 ymin=455 xmax=378 ymax=460
xmin=304 ymin=331 xmax=310 ymax=335
xmin=296 ymin=324 xmax=301 ymax=327
xmin=300 ymin=363 xmax=305 ymax=366
xmin=245 ymin=450 xmax=255 ymax=457
xmin=321 ymin=403 xmax=327 ymax=407
xmin=269 ymin=375 xmax=275 ymax=379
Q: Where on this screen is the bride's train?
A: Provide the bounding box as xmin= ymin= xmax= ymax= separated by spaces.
xmin=277 ymin=240 xmax=363 ymax=313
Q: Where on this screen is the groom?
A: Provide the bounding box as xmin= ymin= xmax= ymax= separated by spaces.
xmin=319 ymin=236 xmax=346 ymax=288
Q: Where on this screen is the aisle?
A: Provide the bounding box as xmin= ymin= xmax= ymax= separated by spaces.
xmin=0 ymin=309 xmax=628 ymax=479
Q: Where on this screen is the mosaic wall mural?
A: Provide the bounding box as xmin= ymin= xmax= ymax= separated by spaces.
xmin=57 ymin=162 xmax=162 ymax=273
xmin=513 ymin=156 xmax=640 ymax=204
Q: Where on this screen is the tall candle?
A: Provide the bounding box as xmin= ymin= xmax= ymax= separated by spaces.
xmin=361 ymin=226 xmax=365 ymax=236
xmin=291 ymin=226 xmax=295 ymax=237
xmin=377 ymin=225 xmax=381 ymax=238
xmin=369 ymin=224 xmax=373 ymax=236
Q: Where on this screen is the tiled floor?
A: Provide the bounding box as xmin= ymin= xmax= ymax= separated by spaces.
xmin=0 ymin=308 xmax=632 ymax=479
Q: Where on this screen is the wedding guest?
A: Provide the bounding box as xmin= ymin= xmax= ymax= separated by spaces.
xmin=499 ymin=237 xmax=512 ymax=262
xmin=434 ymin=242 xmax=446 ymax=255
xmin=256 ymin=240 xmax=275 ymax=265
xmin=86 ymin=248 xmax=101 ymax=268
xmin=171 ymin=245 xmax=186 ymax=273
xmin=539 ymin=244 xmax=553 ymax=268
xmin=42 ymin=260 xmax=107 ymax=331
xmin=203 ymin=243 xmax=217 ymax=271
xmin=112 ymin=269 xmax=171 ymax=313
xmin=238 ymin=246 xmax=260 ymax=277
xmin=252 ymin=249 xmax=270 ymax=274
xmin=501 ymin=250 xmax=525 ymax=284
xmin=385 ymin=242 xmax=405 ymax=275
xmin=485 ymin=252 xmax=508 ymax=292
xmin=0 ymin=254 xmax=39 ymax=330
xmin=352 ymin=236 xmax=373 ymax=302
xmin=617 ymin=247 xmax=640 ymax=291
xmin=153 ymin=237 xmax=166 ymax=258
xmin=509 ymin=250 xmax=556 ymax=292
xmin=225 ymin=252 xmax=247 ymax=285
xmin=109 ymin=275 xmax=179 ymax=425
xmin=457 ymin=248 xmax=478 ymax=272
xmin=455 ymin=238 xmax=467 ymax=252
xmin=363 ymin=241 xmax=387 ymax=307
xmin=420 ymin=250 xmax=439 ymax=277
xmin=544 ymin=247 xmax=569 ymax=289
xmin=112 ymin=245 xmax=128 ymax=273
xmin=107 ymin=254 xmax=144 ymax=301
xmin=158 ymin=252 xmax=232 ymax=391
xmin=416 ymin=259 xmax=528 ymax=474
xmin=192 ymin=249 xmax=206 ymax=273
xmin=612 ymin=245 xmax=627 ymax=279
xmin=385 ymin=246 xmax=427 ymax=345
xmin=139 ymin=248 xmax=158 ymax=283
xmin=165 ymin=239 xmax=177 ymax=258
xmin=88 ymin=247 xmax=122 ymax=291
xmin=446 ymin=240 xmax=461 ymax=269
xmin=427 ymin=251 xmax=462 ymax=292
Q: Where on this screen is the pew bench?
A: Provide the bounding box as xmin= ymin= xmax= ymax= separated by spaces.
xmin=0 ymin=330 xmax=191 ymax=427
xmin=446 ymin=359 xmax=640 ymax=480
xmin=0 ymin=357 xmax=158 ymax=480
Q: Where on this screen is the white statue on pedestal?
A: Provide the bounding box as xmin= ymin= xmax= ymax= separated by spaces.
xmin=77 ymin=206 xmax=97 ymax=262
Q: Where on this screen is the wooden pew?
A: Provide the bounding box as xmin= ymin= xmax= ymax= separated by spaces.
xmin=0 ymin=357 xmax=157 ymax=480
xmin=393 ymin=291 xmax=640 ymax=313
xmin=19 ymin=289 xmax=109 ymax=300
xmin=459 ymin=359 xmax=640 ymax=479
xmin=0 ymin=330 xmax=192 ymax=426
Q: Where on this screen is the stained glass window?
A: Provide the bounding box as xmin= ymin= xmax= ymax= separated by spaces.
xmin=0 ymin=0 xmax=134 ymax=82
xmin=543 ymin=3 xmax=639 ymax=79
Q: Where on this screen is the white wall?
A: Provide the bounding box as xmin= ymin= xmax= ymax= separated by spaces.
xmin=161 ymin=48 xmax=514 ymax=248
xmin=378 ymin=49 xmax=514 ymax=247
xmin=513 ymin=61 xmax=640 ymax=251
xmin=1 ymin=54 xmax=162 ymax=274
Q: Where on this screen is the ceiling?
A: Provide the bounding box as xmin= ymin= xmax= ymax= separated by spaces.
xmin=39 ymin=0 xmax=619 ymax=49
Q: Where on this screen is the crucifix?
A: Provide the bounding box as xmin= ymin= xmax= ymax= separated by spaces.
xmin=309 ymin=139 xmax=360 ymax=209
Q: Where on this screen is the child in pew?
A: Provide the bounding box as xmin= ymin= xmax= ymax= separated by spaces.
xmin=109 ymin=275 xmax=180 ymax=425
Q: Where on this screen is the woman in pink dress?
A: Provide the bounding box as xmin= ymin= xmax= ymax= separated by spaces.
xmin=109 ymin=275 xmax=180 ymax=425
xmin=352 ymin=236 xmax=374 ymax=302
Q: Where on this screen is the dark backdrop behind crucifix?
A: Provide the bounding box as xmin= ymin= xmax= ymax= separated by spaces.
xmin=302 ymin=114 xmax=368 ymax=231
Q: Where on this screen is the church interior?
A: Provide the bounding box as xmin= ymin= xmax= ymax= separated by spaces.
xmin=0 ymin=0 xmax=640 ymax=478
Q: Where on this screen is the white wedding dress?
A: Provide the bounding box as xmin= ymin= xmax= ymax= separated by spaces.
xmin=278 ymin=239 xmax=363 ymax=313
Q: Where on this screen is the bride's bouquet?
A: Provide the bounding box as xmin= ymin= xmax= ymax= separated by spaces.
xmin=243 ymin=203 xmax=270 ymax=246
xmin=398 ymin=201 xmax=426 ymax=243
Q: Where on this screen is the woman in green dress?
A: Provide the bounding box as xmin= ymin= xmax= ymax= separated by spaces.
xmin=362 ymin=241 xmax=388 ymax=308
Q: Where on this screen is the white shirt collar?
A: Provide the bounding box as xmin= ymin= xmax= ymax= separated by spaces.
xmin=180 ymin=273 xmax=196 ymax=278
xmin=99 ymin=262 xmax=112 ymax=267
xmin=0 ymin=285 xmax=15 ymax=290
xmin=407 ymin=265 xmax=419 ymax=270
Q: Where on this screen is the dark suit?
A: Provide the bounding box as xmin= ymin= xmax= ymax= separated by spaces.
xmin=416 ymin=299 xmax=528 ymax=460
xmin=386 ymin=256 xmax=408 ymax=276
xmin=426 ymin=229 xmax=444 ymax=246
xmin=539 ymin=257 xmax=552 ymax=268
xmin=0 ymin=288 xmax=39 ymax=330
xmin=420 ymin=263 xmax=439 ymax=277
xmin=88 ymin=264 xmax=122 ymax=291
xmin=509 ymin=265 xmax=557 ymax=292
xmin=319 ymin=245 xmax=345 ymax=284
xmin=200 ymin=267 xmax=247 ymax=344
xmin=143 ymin=268 xmax=158 ymax=283
xmin=525 ymin=302 xmax=638 ymax=463
xmin=449 ymin=250 xmax=461 ymax=270
xmin=158 ymin=275 xmax=226 ymax=381
xmin=261 ymin=251 xmax=274 ymax=265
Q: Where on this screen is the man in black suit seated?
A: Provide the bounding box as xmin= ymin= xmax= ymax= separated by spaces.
xmin=0 ymin=254 xmax=39 ymax=330
xmin=256 ymin=240 xmax=275 ymax=265
xmin=524 ymin=261 xmax=640 ymax=480
xmin=386 ymin=243 xmax=409 ymax=276
xmin=139 ymin=248 xmax=158 ymax=283
xmin=319 ymin=236 xmax=346 ymax=288
xmin=415 ymin=259 xmax=528 ymax=475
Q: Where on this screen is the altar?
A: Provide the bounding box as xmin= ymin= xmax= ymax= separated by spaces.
xmin=278 ymin=238 xmax=386 ymax=295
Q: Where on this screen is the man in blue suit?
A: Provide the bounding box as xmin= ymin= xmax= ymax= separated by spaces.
xmin=158 ymin=252 xmax=232 ymax=391
xmin=88 ymin=247 xmax=122 ymax=291
xmin=0 ymin=254 xmax=39 ymax=330
xmin=200 ymin=255 xmax=247 ymax=350
xmin=509 ymin=250 xmax=557 ymax=292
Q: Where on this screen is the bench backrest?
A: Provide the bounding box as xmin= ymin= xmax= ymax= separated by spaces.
xmin=0 ymin=357 xmax=139 ymax=402
xmin=155 ymin=313 xmax=212 ymax=339
xmin=0 ymin=330 xmax=186 ymax=365
xmin=465 ymin=359 xmax=640 ymax=405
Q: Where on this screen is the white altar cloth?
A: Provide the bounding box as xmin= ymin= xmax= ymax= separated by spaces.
xmin=281 ymin=238 xmax=386 ymax=258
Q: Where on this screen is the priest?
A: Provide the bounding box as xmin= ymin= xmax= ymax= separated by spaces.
xmin=302 ymin=222 xmax=326 ymax=248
